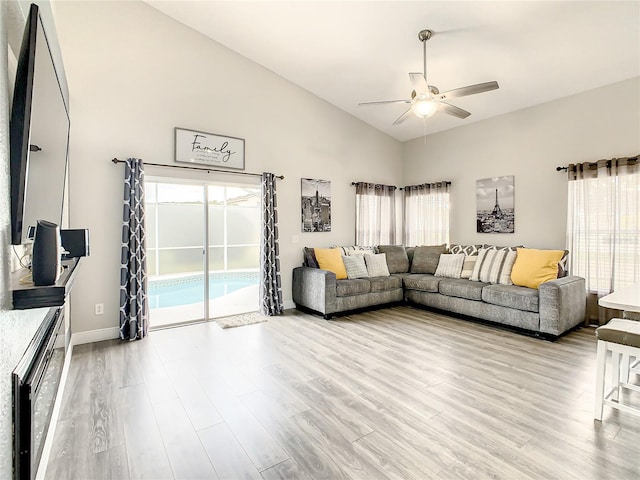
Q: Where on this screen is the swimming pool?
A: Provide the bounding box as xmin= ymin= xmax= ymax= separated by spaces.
xmin=148 ymin=272 xmax=259 ymax=309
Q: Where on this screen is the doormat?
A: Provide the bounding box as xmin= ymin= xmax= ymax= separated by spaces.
xmin=216 ymin=312 xmax=268 ymax=329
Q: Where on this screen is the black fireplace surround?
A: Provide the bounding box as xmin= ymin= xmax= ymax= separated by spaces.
xmin=12 ymin=306 xmax=66 ymax=480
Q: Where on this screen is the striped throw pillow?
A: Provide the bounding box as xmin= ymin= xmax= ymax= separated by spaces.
xmin=434 ymin=254 xmax=465 ymax=279
xmin=460 ymin=255 xmax=478 ymax=279
xmin=342 ymin=255 xmax=369 ymax=279
xmin=470 ymin=248 xmax=518 ymax=284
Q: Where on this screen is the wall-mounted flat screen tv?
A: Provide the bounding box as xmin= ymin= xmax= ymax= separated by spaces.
xmin=10 ymin=3 xmax=70 ymax=245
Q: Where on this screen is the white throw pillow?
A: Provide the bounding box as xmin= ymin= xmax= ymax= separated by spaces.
xmin=434 ymin=254 xmax=465 ymax=279
xmin=364 ymin=253 xmax=390 ymax=277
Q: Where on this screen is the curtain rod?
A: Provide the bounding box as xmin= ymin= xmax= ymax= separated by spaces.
xmin=111 ymin=158 xmax=284 ymax=180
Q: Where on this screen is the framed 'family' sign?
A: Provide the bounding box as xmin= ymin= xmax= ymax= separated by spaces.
xmin=175 ymin=127 xmax=245 ymax=170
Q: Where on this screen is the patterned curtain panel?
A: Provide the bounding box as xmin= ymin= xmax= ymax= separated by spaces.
xmin=354 ymin=182 xmax=397 ymax=246
xmin=119 ymin=158 xmax=148 ymax=340
xmin=260 ymin=172 xmax=284 ymax=316
xmin=566 ymin=156 xmax=640 ymax=324
xmin=403 ymin=182 xmax=451 ymax=247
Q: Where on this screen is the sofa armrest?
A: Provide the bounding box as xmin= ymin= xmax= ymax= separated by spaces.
xmin=538 ymin=275 xmax=586 ymax=336
xmin=292 ymin=267 xmax=337 ymax=315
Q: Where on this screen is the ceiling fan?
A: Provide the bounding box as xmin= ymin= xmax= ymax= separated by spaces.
xmin=359 ymin=29 xmax=499 ymax=125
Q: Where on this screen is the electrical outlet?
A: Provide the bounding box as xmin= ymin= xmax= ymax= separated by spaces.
xmin=95 ymin=303 xmax=104 ymax=315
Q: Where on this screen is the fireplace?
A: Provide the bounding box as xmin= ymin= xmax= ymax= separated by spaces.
xmin=12 ymin=306 xmax=66 ymax=480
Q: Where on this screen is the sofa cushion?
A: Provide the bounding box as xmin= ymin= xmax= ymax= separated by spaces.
xmin=315 ymin=248 xmax=348 ymax=279
xmin=369 ymin=275 xmax=402 ymax=293
xmin=377 ymin=245 xmax=410 ymax=273
xmin=482 ymin=284 xmax=540 ymax=313
xmin=403 ymin=274 xmax=440 ymax=293
xmin=438 ymin=278 xmax=488 ymax=301
xmin=410 ymin=245 xmax=448 ymax=274
xmin=364 ymin=254 xmax=390 ymax=277
xmin=511 ymin=248 xmax=564 ymax=289
xmin=343 ymin=255 xmax=368 ymax=279
xmin=336 ymin=279 xmax=371 ymax=297
xmin=405 ymin=247 xmax=416 ymax=265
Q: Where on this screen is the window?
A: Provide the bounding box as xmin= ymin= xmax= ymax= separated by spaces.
xmin=566 ymin=158 xmax=640 ymax=294
xmin=403 ymin=182 xmax=450 ymax=246
xmin=354 ymin=183 xmax=397 ymax=246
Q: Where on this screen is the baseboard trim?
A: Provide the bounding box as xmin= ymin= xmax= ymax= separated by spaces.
xmin=71 ymin=326 xmax=120 ymax=346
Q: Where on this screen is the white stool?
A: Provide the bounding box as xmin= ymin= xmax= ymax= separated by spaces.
xmin=594 ymin=318 xmax=640 ymax=421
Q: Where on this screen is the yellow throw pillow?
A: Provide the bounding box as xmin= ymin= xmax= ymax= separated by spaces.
xmin=314 ymin=248 xmax=348 ymax=280
xmin=510 ymin=248 xmax=565 ymax=289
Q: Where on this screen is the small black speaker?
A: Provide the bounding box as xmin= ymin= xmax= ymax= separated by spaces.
xmin=60 ymin=229 xmax=90 ymax=259
xmin=31 ymin=220 xmax=61 ymax=286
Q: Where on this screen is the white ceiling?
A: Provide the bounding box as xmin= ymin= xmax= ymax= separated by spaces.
xmin=145 ymin=1 xmax=640 ymax=142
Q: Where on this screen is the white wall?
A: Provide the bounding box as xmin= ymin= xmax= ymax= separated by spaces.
xmin=403 ymin=77 xmax=640 ymax=249
xmin=52 ymin=1 xmax=402 ymax=334
xmin=0 ymin=2 xmax=62 ymax=478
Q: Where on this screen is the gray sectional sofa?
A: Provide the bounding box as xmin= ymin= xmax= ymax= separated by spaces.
xmin=292 ymin=245 xmax=586 ymax=338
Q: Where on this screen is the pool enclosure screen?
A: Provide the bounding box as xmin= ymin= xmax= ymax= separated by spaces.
xmin=145 ymin=180 xmax=261 ymax=327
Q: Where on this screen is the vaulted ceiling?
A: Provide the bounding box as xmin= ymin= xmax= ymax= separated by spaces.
xmin=146 ymin=1 xmax=640 ymax=142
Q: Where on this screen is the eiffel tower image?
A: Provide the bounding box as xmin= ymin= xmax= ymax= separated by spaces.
xmin=491 ymin=189 xmax=503 ymax=218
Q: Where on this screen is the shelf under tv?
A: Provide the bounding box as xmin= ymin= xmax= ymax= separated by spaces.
xmin=11 ymin=258 xmax=81 ymax=310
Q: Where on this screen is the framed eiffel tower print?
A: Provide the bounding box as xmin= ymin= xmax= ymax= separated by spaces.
xmin=476 ymin=176 xmax=515 ymax=233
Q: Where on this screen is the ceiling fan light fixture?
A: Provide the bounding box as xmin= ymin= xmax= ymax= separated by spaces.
xmin=411 ymin=94 xmax=438 ymax=118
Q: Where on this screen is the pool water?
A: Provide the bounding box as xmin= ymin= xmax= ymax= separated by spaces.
xmin=148 ymin=272 xmax=259 ymax=309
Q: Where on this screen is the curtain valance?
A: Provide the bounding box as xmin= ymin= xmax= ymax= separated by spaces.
xmin=352 ymin=182 xmax=397 ymax=192
xmin=403 ymin=181 xmax=451 ymax=191
xmin=567 ymin=156 xmax=638 ymax=180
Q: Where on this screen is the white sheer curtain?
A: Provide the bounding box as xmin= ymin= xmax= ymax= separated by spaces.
xmin=566 ymin=157 xmax=640 ymax=299
xmin=355 ymin=183 xmax=397 ymax=246
xmin=403 ymin=182 xmax=450 ymax=247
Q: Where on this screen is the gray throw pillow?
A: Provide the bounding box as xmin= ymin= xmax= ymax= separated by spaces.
xmin=376 ymin=245 xmax=410 ymax=273
xmin=410 ymin=244 xmax=448 ymax=274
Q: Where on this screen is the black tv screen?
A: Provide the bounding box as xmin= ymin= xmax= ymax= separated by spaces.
xmin=10 ymin=3 xmax=70 ymax=245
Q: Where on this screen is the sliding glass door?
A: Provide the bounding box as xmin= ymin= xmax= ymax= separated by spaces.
xmin=207 ymin=186 xmax=260 ymax=318
xmin=146 ymin=178 xmax=260 ymax=328
xmin=146 ymin=182 xmax=205 ymax=328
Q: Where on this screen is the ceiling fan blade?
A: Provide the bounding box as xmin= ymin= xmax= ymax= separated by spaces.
xmin=358 ymin=100 xmax=411 ymax=106
xmin=437 ymin=81 xmax=499 ymax=100
xmin=439 ymin=102 xmax=471 ymax=119
xmin=409 ymin=73 xmax=429 ymax=94
xmin=392 ymin=108 xmax=413 ymax=125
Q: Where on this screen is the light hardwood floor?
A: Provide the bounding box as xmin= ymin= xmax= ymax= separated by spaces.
xmin=45 ymin=306 xmax=640 ymax=479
